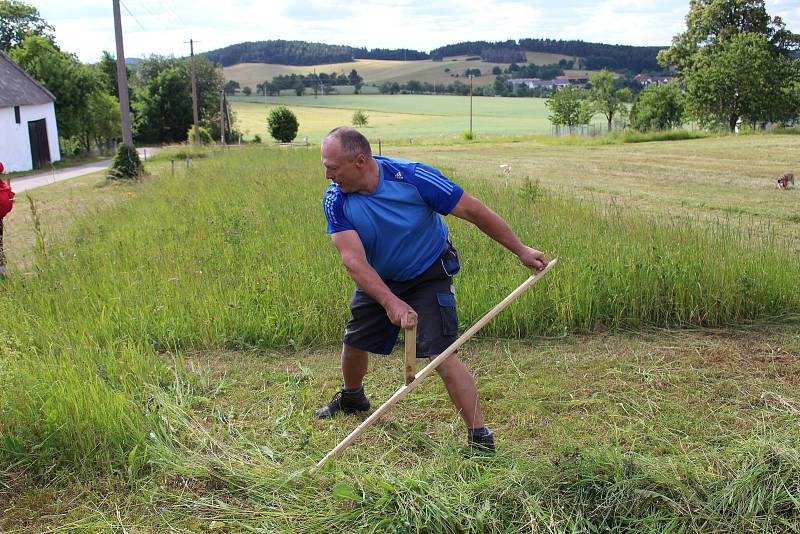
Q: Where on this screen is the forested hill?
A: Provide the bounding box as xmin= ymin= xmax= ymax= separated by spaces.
xmin=204 ymin=40 xmax=429 ymax=67
xmin=204 ymin=38 xmax=666 ymax=72
xmin=430 ymin=39 xmax=666 ymax=72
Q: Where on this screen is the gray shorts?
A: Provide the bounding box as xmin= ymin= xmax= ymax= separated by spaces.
xmin=343 ymin=243 xmax=460 ymax=357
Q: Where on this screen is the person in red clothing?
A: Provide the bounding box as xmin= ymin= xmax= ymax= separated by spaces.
xmin=0 ymin=162 xmax=15 ymax=277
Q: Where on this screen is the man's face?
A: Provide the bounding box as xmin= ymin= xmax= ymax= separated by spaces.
xmin=321 ymin=139 xmax=363 ymax=193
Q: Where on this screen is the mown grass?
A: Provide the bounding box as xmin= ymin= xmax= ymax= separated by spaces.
xmin=410 ymin=134 xmax=800 ymax=234
xmin=3 ymin=331 xmax=798 ymax=532
xmin=0 ymin=141 xmax=798 ymax=531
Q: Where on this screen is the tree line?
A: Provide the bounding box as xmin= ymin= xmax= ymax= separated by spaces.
xmin=546 ymin=1 xmax=800 ymax=134
xmin=203 ymin=38 xmax=667 ymax=74
xmin=1 ymin=0 xmax=232 ymax=152
xmin=430 ymin=39 xmax=665 ymax=73
xmin=204 ymin=40 xmax=428 ymax=67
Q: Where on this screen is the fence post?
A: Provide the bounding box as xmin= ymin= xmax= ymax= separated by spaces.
xmin=171 ymin=159 xmax=175 ymax=175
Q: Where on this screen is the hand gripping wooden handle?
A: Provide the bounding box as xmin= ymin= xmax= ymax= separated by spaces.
xmin=310 ymin=258 xmax=558 ymax=474
xmin=404 ymin=313 xmax=417 ymax=386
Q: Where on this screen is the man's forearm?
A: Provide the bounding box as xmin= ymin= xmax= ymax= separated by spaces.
xmin=472 ymin=208 xmax=526 ymax=256
xmin=342 ymin=256 xmax=397 ymax=307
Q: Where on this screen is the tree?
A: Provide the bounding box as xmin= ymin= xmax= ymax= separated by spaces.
xmin=545 ymin=86 xmax=593 ymax=130
xmin=130 ymin=54 xmax=226 ymax=143
xmin=10 ymin=36 xmax=100 ymax=141
xmin=629 ymin=82 xmax=685 ymax=132
xmin=658 ymin=0 xmax=800 ymax=72
xmin=685 ymin=32 xmax=800 ymax=131
xmin=224 ymin=80 xmax=240 ymax=95
xmin=589 ymin=69 xmax=631 ymax=130
xmin=267 ymin=106 xmax=298 ymax=142
xmin=294 ymin=81 xmax=305 ymax=96
xmin=659 ymin=0 xmax=800 ymax=132
xmin=242 ymin=86 xmax=252 ymax=96
xmin=492 ymin=66 xmax=502 ymax=75
xmin=352 ymin=110 xmax=368 ymax=127
xmin=97 ymin=50 xmax=131 ymax=100
xmin=134 ymin=68 xmax=193 ymax=143
xmin=405 ymin=80 xmax=423 ymax=94
xmin=0 ymin=0 xmax=54 ymax=51
xmin=77 ymin=91 xmax=121 ymax=152
xmin=493 ymin=77 xmax=510 ymax=97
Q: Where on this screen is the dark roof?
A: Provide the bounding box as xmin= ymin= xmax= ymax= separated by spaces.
xmin=0 ymin=50 xmax=55 ymax=108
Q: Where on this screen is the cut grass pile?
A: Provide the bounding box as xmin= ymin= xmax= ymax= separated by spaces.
xmin=0 ymin=141 xmax=798 ymax=531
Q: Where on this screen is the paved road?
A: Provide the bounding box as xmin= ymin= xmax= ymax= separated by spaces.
xmin=7 ymin=148 xmax=158 ymax=193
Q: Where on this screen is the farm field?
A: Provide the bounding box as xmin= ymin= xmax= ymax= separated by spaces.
xmin=223 ymin=52 xmax=576 ymax=90
xmin=231 ymin=94 xmax=607 ymax=141
xmin=1 ymin=136 xmax=799 ymax=531
xmin=393 ymin=134 xmax=800 ymax=234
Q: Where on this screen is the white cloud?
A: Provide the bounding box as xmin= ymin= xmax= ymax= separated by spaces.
xmin=32 ymin=0 xmax=800 ymax=63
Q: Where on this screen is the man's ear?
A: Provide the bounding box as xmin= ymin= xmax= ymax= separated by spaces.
xmin=354 ymin=153 xmax=367 ymax=167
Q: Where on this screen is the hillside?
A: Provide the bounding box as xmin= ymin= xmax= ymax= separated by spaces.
xmin=224 ymin=52 xmax=575 ymax=90
xmin=206 ymin=38 xmax=666 ymax=72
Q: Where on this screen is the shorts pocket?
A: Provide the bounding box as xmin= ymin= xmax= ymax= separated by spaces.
xmin=436 ymin=292 xmax=458 ymax=336
xmin=441 ymin=246 xmax=461 ymax=277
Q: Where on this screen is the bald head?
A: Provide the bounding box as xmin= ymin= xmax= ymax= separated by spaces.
xmin=322 ymin=127 xmax=372 ymax=160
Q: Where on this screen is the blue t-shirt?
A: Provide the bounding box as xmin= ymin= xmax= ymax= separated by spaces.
xmin=323 ymin=156 xmax=464 ymax=281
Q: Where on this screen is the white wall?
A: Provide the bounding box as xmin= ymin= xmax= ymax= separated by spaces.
xmin=0 ymin=102 xmax=61 ymax=173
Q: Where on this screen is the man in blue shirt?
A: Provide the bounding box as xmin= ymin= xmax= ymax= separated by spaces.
xmin=318 ymin=127 xmax=548 ymax=452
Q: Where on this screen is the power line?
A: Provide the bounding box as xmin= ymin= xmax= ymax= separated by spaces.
xmin=120 ymin=0 xmax=147 ymax=32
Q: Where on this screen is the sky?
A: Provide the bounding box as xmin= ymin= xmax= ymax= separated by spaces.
xmin=34 ymin=0 xmax=800 ymax=64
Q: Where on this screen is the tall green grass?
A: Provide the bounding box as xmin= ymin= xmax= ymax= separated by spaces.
xmin=0 ymin=145 xmax=798 ymax=475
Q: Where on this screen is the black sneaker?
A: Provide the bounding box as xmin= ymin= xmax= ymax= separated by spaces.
xmin=467 ymin=430 xmax=495 ymax=455
xmin=315 ymin=385 xmax=370 ymax=419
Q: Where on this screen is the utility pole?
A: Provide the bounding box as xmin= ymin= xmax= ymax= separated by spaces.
xmin=469 ymin=74 xmax=474 ymax=138
xmin=219 ymin=89 xmax=225 ymax=145
xmin=112 ymin=0 xmax=133 ymax=147
xmin=185 ymin=38 xmax=200 ymax=146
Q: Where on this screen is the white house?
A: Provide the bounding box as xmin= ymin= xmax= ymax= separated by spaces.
xmin=0 ymin=51 xmax=61 ymax=173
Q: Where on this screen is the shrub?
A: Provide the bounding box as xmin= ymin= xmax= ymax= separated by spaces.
xmin=107 ymin=144 xmax=142 ymax=180
xmin=253 ymin=134 xmax=262 ymax=143
xmin=629 ymin=82 xmax=685 ymax=132
xmin=186 ymin=125 xmax=213 ymax=145
xmin=352 ymin=110 xmax=369 ymax=128
xmin=267 ymin=106 xmax=299 ymax=143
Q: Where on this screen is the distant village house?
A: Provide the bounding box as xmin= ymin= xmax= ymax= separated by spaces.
xmin=0 ymin=51 xmax=61 ymax=173
xmin=509 ymin=74 xmax=590 ymax=90
xmin=634 ymin=74 xmax=675 ymax=86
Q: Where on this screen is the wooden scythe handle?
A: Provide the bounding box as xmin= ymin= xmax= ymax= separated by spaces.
xmin=310 ymin=258 xmax=558 ymax=474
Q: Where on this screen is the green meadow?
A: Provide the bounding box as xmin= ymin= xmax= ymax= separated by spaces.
xmin=1 ymin=135 xmax=799 ymax=531
xmin=231 ymin=94 xmax=612 ymax=141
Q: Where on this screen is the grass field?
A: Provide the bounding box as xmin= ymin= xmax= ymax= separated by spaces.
xmin=224 ymin=52 xmax=575 ymax=90
xmin=231 ymin=94 xmax=610 ymax=141
xmin=1 ymin=135 xmax=799 ymax=531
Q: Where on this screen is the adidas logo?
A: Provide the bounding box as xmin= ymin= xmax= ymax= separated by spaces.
xmin=395 ymin=172 xmax=403 ymax=180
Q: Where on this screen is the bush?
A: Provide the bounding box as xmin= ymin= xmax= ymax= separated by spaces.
xmin=107 ymin=144 xmax=142 ymax=180
xmin=186 ymin=125 xmax=213 ymax=145
xmin=463 ymin=131 xmax=474 ymax=141
xmin=267 ymin=106 xmax=299 ymax=143
xmin=629 ymin=82 xmax=685 ymax=132
xmin=352 ymin=110 xmax=369 ymax=127
xmin=253 ymin=134 xmax=262 ymax=143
